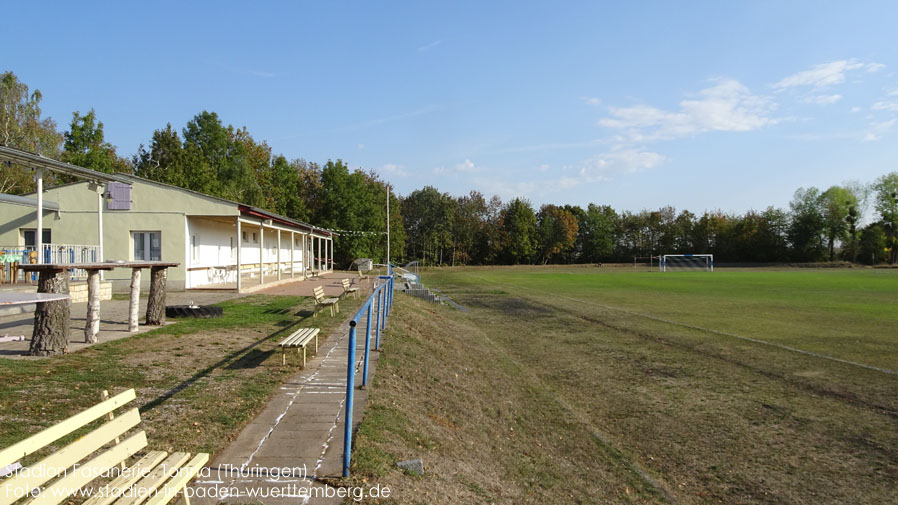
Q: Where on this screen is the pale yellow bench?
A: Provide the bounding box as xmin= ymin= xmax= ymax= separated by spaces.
xmin=313 ymin=286 xmax=340 ymax=317
xmin=340 ymin=278 xmax=360 ymax=300
xmin=0 ymin=389 xmax=208 ymax=505
xmin=278 ymin=327 xmax=320 ymax=366
xmin=357 ymin=269 xmax=369 ymax=285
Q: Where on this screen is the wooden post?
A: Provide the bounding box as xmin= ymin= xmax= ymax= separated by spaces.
xmin=128 ymin=268 xmax=141 ymax=332
xmin=28 ymin=269 xmax=69 ymax=356
xmin=145 ymin=266 xmax=167 ymax=325
xmin=84 ymin=269 xmax=101 ymax=343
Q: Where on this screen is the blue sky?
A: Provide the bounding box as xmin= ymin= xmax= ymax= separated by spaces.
xmin=6 ymin=1 xmax=898 ymax=214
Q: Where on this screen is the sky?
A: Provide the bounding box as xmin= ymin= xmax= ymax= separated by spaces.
xmin=5 ymin=1 xmax=898 ymax=215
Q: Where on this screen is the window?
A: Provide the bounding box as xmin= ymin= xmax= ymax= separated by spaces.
xmin=252 ymin=232 xmax=258 ymax=243
xmin=242 ymin=231 xmax=248 ymax=242
xmin=132 ymin=231 xmax=161 ymax=261
xmin=23 ymin=229 xmax=52 ymax=247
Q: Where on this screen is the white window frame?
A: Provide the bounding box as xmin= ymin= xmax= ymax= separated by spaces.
xmin=132 ymin=231 xmax=162 ymax=261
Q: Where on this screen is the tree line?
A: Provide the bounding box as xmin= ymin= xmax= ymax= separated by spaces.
xmin=2 ymin=70 xmax=897 ymax=266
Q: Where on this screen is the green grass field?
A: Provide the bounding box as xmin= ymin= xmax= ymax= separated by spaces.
xmin=352 ymin=266 xmax=898 ymax=504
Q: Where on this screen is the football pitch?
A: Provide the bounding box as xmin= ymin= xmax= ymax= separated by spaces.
xmin=384 ymin=265 xmax=898 ymax=503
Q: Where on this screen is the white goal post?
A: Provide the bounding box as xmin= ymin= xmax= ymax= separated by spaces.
xmin=660 ymin=254 xmax=713 ymax=272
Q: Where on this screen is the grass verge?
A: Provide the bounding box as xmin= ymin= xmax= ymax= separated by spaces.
xmin=0 ymin=292 xmax=364 ymax=460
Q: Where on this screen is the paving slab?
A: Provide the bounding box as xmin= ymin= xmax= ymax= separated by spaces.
xmin=190 ymin=288 xmax=386 ymax=505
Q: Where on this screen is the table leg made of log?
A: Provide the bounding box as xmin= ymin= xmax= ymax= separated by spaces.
xmin=29 ymin=269 xmax=70 ymax=356
xmin=129 ymin=268 xmax=141 ymax=332
xmin=145 ymin=266 xmax=168 ymax=325
xmin=84 ymin=269 xmax=102 ymax=343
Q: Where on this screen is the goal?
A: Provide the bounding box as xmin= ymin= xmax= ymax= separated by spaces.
xmin=660 ymin=254 xmax=713 ymax=272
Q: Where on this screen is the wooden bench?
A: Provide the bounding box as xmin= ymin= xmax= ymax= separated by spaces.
xmin=357 ymin=269 xmax=369 ymax=285
xmin=0 ymin=389 xmax=208 ymax=505
xmin=313 ymin=285 xmax=340 ymax=317
xmin=340 ymin=278 xmax=360 ymax=300
xmin=278 ymin=327 xmax=320 ymax=366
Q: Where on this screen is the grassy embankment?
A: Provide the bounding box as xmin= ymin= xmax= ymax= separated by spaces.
xmin=350 ymin=266 xmax=898 ymax=504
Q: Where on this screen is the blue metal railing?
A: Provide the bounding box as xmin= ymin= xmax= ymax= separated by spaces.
xmin=343 ymin=264 xmax=395 ymax=477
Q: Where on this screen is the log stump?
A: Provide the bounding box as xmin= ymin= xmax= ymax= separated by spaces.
xmin=84 ymin=269 xmax=101 ymax=343
xmin=145 ymin=266 xmax=167 ymax=325
xmin=129 ymin=268 xmax=141 ymax=332
xmin=29 ymin=270 xmax=70 ymax=356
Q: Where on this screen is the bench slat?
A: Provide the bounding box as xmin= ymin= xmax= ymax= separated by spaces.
xmin=83 ymin=451 xmax=169 ymax=505
xmin=142 ymin=453 xmax=209 ymax=505
xmin=1 ymin=408 xmax=142 ymax=505
xmin=279 ymin=328 xmax=319 ymax=347
xmin=113 ymin=452 xmax=190 ymax=505
xmin=0 ymin=389 xmax=136 ymax=469
xmin=23 ymin=431 xmax=148 ymax=505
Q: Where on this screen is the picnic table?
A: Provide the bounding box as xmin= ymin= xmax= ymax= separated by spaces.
xmin=20 ymin=261 xmax=178 ymax=355
xmin=0 ymin=291 xmax=71 ymax=355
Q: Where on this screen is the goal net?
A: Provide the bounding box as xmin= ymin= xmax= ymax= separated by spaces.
xmin=661 ymin=254 xmax=713 ymax=272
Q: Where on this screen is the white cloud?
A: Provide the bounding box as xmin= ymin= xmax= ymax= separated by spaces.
xmin=872 ymin=100 xmax=898 ymax=112
xmin=862 ymin=119 xmax=896 ymax=142
xmin=455 ymin=159 xmax=478 ymax=173
xmin=773 ymin=59 xmax=882 ymax=89
xmin=599 ymin=79 xmax=776 ymax=140
xmin=417 ymin=40 xmax=442 ymax=52
xmin=582 ymin=97 xmax=602 ymax=106
xmin=850 ymin=106 xmax=862 ymax=113
xmin=806 ymin=94 xmax=842 ymax=105
xmin=537 ymin=164 xmax=550 ymax=172
xmin=579 ymin=148 xmax=666 ymax=177
xmin=357 ymin=143 xmax=365 ymax=149
xmin=380 ymin=163 xmax=408 ymax=176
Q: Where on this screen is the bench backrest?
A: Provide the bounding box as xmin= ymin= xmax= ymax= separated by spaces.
xmin=0 ymin=389 xmax=147 ymax=505
xmin=340 ymin=278 xmax=351 ymax=290
xmin=313 ymin=285 xmax=326 ymax=302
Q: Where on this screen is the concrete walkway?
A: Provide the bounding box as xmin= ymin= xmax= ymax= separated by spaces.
xmin=191 ymin=285 xmax=382 ymax=505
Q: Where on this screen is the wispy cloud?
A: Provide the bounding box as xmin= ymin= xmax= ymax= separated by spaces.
xmin=336 ymin=105 xmax=442 ymax=132
xmin=806 ymin=94 xmax=842 ymax=105
xmin=417 ymin=40 xmax=442 ymax=52
xmin=433 ymin=158 xmax=480 ymax=175
xmin=577 ymin=148 xmax=666 ymax=179
xmin=599 ymin=79 xmax=777 ymax=141
xmin=582 ymin=96 xmax=602 ymax=106
xmin=862 ymin=119 xmax=896 ymax=141
xmin=380 ymin=163 xmax=408 ymax=176
xmin=773 ymin=59 xmax=883 ymax=90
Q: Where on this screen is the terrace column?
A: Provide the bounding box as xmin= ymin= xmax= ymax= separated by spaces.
xmin=236 ymin=219 xmax=242 ymax=293
xmin=259 ymin=225 xmax=264 ymax=285
xmin=277 ymin=229 xmax=282 ymax=281
xmin=36 ymin=169 xmax=43 ymax=264
xmin=290 ymin=231 xmax=295 ymax=278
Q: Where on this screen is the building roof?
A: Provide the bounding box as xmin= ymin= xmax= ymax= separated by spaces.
xmin=0 ymin=146 xmax=132 ymax=184
xmin=115 ymin=174 xmax=336 ymax=237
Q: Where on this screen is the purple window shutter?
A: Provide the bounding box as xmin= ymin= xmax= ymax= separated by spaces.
xmin=107 ymin=182 xmax=132 ymax=210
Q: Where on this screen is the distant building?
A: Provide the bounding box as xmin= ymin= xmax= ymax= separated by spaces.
xmin=0 ymin=174 xmax=334 ymax=291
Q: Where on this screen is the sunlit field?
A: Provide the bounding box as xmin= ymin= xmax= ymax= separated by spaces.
xmin=353 ymin=265 xmax=898 ymax=504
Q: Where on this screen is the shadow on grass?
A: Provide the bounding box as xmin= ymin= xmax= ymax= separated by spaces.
xmin=140 ymin=318 xmax=301 ymax=414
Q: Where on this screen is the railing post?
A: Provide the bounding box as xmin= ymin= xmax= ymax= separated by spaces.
xmin=375 ymin=285 xmax=382 ymax=349
xmin=379 ymin=286 xmax=386 ymax=330
xmin=362 ymin=301 xmax=372 ymax=387
xmin=343 ymin=321 xmax=357 ymax=478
